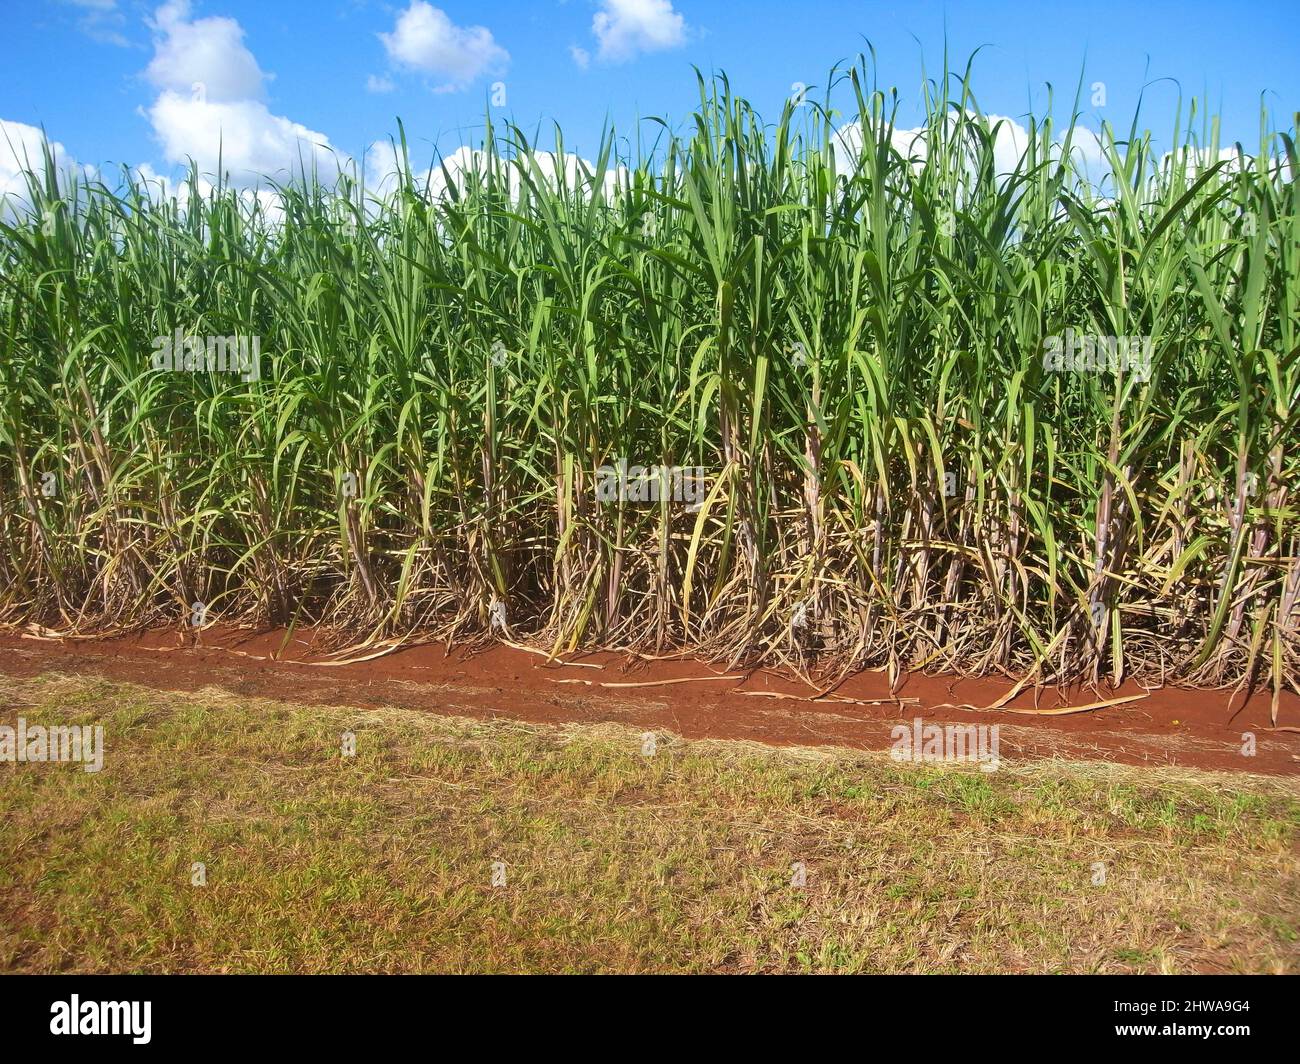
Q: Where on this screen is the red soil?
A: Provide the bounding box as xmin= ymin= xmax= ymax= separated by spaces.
xmin=1 ymin=626 xmax=1297 ymax=777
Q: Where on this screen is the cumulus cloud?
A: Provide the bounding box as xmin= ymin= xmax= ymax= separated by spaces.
xmin=510 ymin=149 xmax=629 ymax=200
xmin=837 ymin=119 xmax=930 ymax=172
xmin=362 ymin=139 xmax=414 ymax=197
xmin=829 ymin=119 xmax=929 ymax=176
xmin=363 ymin=141 xmax=627 ymax=202
xmin=831 ymin=112 xmax=1098 ymax=186
xmin=378 ymin=1 xmax=508 ymax=92
xmin=983 ymin=114 xmax=1031 ymax=177
xmin=141 ymin=2 xmax=348 ymax=184
xmin=147 ymin=94 xmax=347 ymax=183
xmin=1060 ymin=125 xmax=1109 ymax=178
xmin=130 ymin=162 xmax=289 ymax=233
xmin=0 ymin=120 xmax=82 ymax=216
xmin=592 ymin=0 xmax=687 ymax=63
xmin=145 ymin=0 xmax=267 ymax=103
xmin=1161 ymin=144 xmax=1268 ymax=176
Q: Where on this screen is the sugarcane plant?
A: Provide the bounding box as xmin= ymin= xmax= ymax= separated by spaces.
xmin=1 ymin=56 xmax=1296 ymax=715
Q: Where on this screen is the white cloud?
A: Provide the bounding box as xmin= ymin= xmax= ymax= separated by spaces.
xmin=591 ymin=0 xmax=687 ymax=63
xmin=141 ymin=3 xmax=348 ymax=184
xmin=829 ymin=113 xmax=1139 ymax=203
xmin=147 ymin=93 xmax=346 ymax=183
xmin=364 ymin=142 xmax=627 ymax=202
xmin=516 ymin=149 xmax=629 ymax=199
xmin=378 ymin=2 xmax=508 ymax=92
xmin=132 ymin=161 xmax=186 ymax=200
xmin=132 ymin=161 xmax=288 ymax=228
xmin=1061 ymin=125 xmax=1109 ymax=175
xmin=570 ymin=45 xmax=590 ymax=70
xmin=1153 ymin=144 xmax=1292 ymax=185
xmin=832 ymin=112 xmax=1050 ymax=184
xmin=0 ymin=120 xmax=80 ymax=215
xmin=984 ymin=114 xmax=1029 ymax=177
xmin=363 ymin=139 xmax=410 ymax=197
xmin=366 ymin=74 xmax=396 ymax=94
xmin=830 ymin=120 xmax=928 ymax=176
xmin=145 ymin=0 xmax=267 ymax=103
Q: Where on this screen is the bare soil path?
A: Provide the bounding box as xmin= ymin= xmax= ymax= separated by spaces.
xmin=2 ymin=626 xmax=1297 ymax=776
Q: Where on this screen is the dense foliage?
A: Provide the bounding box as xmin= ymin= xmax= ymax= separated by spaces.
xmin=2 ymin=62 xmax=1296 ymax=706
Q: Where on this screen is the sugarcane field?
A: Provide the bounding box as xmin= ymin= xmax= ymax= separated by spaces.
xmin=1 ymin=0 xmax=1298 ymax=1016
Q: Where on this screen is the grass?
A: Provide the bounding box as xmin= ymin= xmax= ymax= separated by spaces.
xmin=1 ymin=672 xmax=1297 ymax=973
xmin=0 ymin=55 xmax=1297 ymax=706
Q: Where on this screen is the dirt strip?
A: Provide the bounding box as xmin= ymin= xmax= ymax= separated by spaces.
xmin=1 ymin=627 xmax=1297 ymax=776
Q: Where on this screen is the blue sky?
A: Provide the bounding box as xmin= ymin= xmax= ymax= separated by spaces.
xmin=2 ymin=0 xmax=1297 ymax=187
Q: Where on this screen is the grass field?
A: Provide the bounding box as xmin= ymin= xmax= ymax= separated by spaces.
xmin=2 ymin=672 xmax=1296 ymax=974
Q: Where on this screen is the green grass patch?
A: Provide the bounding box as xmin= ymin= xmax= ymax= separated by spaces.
xmin=1 ymin=672 xmax=1297 ymax=973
